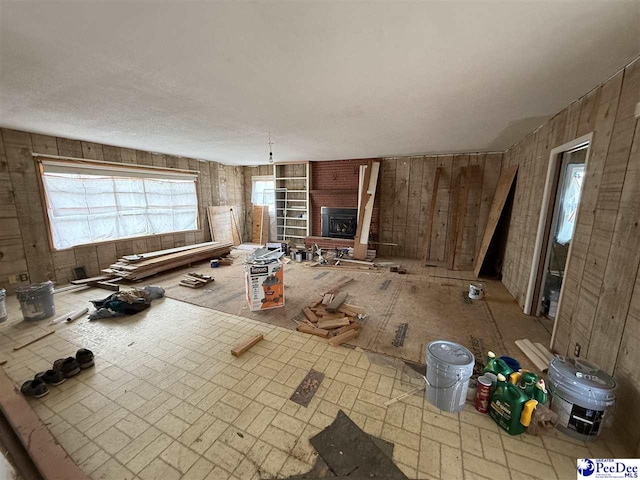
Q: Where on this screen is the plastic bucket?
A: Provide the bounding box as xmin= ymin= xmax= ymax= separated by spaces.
xmin=425 ymin=341 xmax=475 ymax=412
xmin=0 ymin=288 xmax=7 ymax=323
xmin=15 ymin=281 xmax=55 ymax=321
xmin=547 ymin=356 xmax=616 ymax=441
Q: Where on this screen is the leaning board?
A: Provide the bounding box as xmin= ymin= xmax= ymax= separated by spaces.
xmin=474 ymin=165 xmax=518 ymax=277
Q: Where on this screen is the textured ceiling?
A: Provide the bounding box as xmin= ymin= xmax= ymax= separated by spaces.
xmin=1 ymin=1 xmax=638 ymax=165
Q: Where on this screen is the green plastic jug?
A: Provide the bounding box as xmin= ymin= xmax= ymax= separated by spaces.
xmin=489 ymin=374 xmax=538 ymax=435
xmin=483 ymin=351 xmax=514 ymax=377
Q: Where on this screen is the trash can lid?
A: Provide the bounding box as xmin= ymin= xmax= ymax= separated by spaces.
xmin=427 ymin=341 xmax=474 ymax=366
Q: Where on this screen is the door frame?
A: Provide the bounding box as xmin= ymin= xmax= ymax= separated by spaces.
xmin=523 ymin=134 xmax=593 ymax=345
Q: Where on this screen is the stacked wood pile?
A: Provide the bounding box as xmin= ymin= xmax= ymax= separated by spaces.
xmin=179 ymin=272 xmax=215 ymax=289
xmin=295 ymin=278 xmax=364 ymax=346
xmin=103 ymin=242 xmax=232 ymax=281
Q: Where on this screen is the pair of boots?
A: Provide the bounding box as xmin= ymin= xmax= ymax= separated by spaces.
xmin=21 ymin=348 xmax=94 ymax=398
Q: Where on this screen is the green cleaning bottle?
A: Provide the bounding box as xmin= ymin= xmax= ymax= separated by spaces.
xmin=518 ymin=371 xmax=540 ymax=397
xmin=483 ymin=352 xmax=514 ymax=377
xmin=489 ymin=374 xmax=538 ymax=435
xmin=531 ymin=379 xmax=548 ymax=405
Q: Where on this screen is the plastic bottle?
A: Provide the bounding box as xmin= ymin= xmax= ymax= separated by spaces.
xmin=483 ymin=351 xmax=515 ymax=377
xmin=489 ymin=374 xmax=538 ymax=435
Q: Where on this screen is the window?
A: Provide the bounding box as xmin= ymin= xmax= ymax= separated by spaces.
xmin=38 ymin=157 xmax=199 ymax=250
xmin=252 ymin=176 xmax=275 ymax=206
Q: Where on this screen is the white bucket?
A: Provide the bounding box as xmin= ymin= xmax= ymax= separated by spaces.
xmin=425 ymin=341 xmax=475 ymax=412
xmin=469 ymin=282 xmax=484 ymax=300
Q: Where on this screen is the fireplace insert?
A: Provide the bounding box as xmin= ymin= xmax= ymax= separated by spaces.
xmin=321 ymin=207 xmax=358 ymax=239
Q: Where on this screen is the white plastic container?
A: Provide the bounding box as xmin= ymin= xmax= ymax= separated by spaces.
xmin=547 ymin=356 xmax=616 ymax=441
xmin=425 ymin=341 xmax=475 ymax=412
xmin=0 ymin=288 xmax=7 ymax=323
xmin=469 ymin=283 xmax=484 ymax=300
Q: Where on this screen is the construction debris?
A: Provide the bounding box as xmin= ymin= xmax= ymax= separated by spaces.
xmin=179 ymin=272 xmax=214 ymax=289
xmin=13 ymin=331 xmax=55 ymax=351
xmin=297 ymin=279 xmax=365 ymax=346
xmin=103 ymin=242 xmax=233 ymax=282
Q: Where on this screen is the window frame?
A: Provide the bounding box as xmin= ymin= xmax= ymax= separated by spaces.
xmin=34 ymin=154 xmax=201 ymax=251
xmin=251 ymin=175 xmax=275 ymax=207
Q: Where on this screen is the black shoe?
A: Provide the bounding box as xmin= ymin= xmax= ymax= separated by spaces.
xmin=53 ymin=357 xmax=81 ymax=378
xmin=20 ymin=379 xmax=49 ymax=398
xmin=35 ymin=369 xmax=66 ymax=386
xmin=76 ymin=348 xmax=95 ymax=369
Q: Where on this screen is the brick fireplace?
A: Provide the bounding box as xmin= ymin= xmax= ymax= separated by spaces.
xmin=310 ymin=158 xmax=380 ymax=239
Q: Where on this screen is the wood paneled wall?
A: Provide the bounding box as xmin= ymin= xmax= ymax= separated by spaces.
xmin=501 ymin=56 xmax=640 ymax=450
xmin=0 ymin=128 xmax=244 ymax=292
xmin=377 ymin=154 xmax=503 ymax=268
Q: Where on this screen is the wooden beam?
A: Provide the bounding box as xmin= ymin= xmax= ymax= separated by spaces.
xmin=230 ymin=334 xmax=263 ymax=357
xmin=474 ymin=165 xmax=519 ymax=277
xmin=296 ymin=324 xmax=330 ymax=338
xmin=302 ymin=307 xmax=318 ymax=323
xmin=317 ymin=318 xmax=350 ymax=330
xmin=353 ymin=160 xmax=380 ymax=259
xmin=0 ymin=368 xmax=89 ymax=480
xmin=328 ymin=328 xmax=360 ymax=347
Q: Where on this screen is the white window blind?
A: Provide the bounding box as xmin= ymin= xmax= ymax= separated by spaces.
xmin=251 ymin=176 xmax=275 ymax=206
xmin=39 ymin=158 xmax=199 ymax=250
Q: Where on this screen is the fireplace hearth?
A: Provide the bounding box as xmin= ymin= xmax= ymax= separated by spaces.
xmin=321 ymin=207 xmax=358 ymax=239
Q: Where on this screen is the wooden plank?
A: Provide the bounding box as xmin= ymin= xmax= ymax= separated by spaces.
xmin=328 ymin=328 xmax=360 ymax=347
xmin=13 ymin=331 xmax=55 ymax=351
xmin=0 ymin=368 xmax=89 ymax=480
xmin=70 ymin=275 xmax=111 ymax=285
xmin=452 ymin=165 xmax=473 ymax=270
xmin=317 ymin=318 xmax=350 ymax=330
xmin=296 ymin=324 xmax=330 ymax=338
xmin=476 ymin=153 xmax=502 ymax=255
xmin=446 ymin=156 xmax=468 ymax=270
xmin=231 ymin=334 xmax=263 ymax=357
xmin=474 ymin=165 xmax=519 ymax=277
xmin=331 ymin=322 xmax=362 ymax=337
xmin=325 ymin=292 xmax=348 ymax=313
xmin=378 ymin=158 xmax=397 ymax=256
xmin=251 ymin=205 xmax=269 ymax=243
xmin=324 ymin=277 xmax=354 ymax=295
xmin=302 ymin=307 xmax=318 ymax=323
xmin=391 ymin=158 xmax=410 ymax=257
xmin=515 ymin=339 xmax=549 ymax=372
xmin=353 ymin=160 xmax=380 ymax=259
xmin=433 ymin=156 xmax=453 ymax=263
xmin=405 ymin=157 xmax=424 ymax=258
xmin=420 ymin=167 xmax=441 ymax=265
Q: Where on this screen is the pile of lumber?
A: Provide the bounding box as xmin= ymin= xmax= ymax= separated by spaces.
xmin=296 ymin=278 xmax=364 ymax=346
xmin=179 ymin=272 xmax=215 ymax=289
xmin=103 ymin=242 xmax=232 ymax=281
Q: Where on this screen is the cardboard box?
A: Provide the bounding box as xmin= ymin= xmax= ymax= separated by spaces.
xmin=245 ymin=261 xmax=284 ymax=311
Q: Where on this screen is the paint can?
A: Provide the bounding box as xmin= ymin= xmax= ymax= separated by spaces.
xmin=16 ymin=281 xmax=55 ymax=321
xmin=306 ymin=250 xmax=314 ymax=261
xmin=210 ymin=259 xmax=220 ymax=268
xmin=425 ymin=341 xmax=475 ymax=412
xmin=0 ymin=288 xmax=7 ymax=323
xmin=475 ymin=375 xmax=492 ymax=413
xmin=295 ymin=252 xmax=303 ymax=262
xmin=469 ymin=282 xmax=485 ymax=300
xmin=547 ymin=356 xmax=616 ymax=441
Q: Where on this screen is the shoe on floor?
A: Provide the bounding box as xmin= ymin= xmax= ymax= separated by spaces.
xmin=76 ymin=348 xmax=95 ymax=369
xmin=20 ymin=379 xmax=49 ymax=398
xmin=53 ymin=357 xmax=81 ymax=378
xmin=35 ymin=369 xmax=66 ymax=386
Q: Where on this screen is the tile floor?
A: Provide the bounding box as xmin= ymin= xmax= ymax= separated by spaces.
xmin=0 ymin=288 xmax=633 ymax=480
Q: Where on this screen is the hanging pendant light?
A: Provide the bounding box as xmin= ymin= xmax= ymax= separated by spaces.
xmin=268 ymin=132 xmax=274 ymax=164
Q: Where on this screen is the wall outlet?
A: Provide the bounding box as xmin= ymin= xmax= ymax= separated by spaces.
xmin=574 ymin=343 xmax=581 ymax=357
xmin=19 ymin=273 xmax=29 ymax=282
